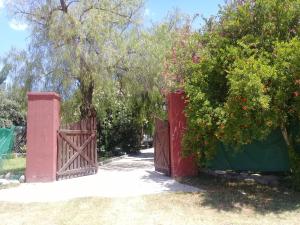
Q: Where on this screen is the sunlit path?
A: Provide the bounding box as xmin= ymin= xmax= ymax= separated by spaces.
xmin=0 ymin=148 xmax=199 ymax=203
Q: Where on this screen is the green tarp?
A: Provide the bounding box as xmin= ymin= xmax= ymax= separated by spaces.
xmin=208 ymin=129 xmax=291 ymax=172
xmin=0 ymin=126 xmax=15 ymax=158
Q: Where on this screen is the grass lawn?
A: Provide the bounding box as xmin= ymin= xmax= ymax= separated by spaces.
xmin=0 ymin=193 xmax=299 ymax=225
xmin=0 ymin=174 xmax=300 ymax=225
xmin=0 ymin=157 xmax=26 ymax=175
xmin=180 ymin=173 xmax=300 ymax=214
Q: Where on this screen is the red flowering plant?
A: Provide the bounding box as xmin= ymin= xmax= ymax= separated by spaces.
xmin=162 ymin=24 xmax=202 ymax=95
xmin=180 ymin=0 xmax=300 ymax=189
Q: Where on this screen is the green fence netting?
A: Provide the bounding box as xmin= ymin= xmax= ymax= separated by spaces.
xmin=0 ymin=126 xmax=15 ymax=167
xmin=207 ymin=129 xmax=292 ymax=172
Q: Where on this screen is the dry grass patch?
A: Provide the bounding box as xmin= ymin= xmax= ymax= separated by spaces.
xmin=180 ymin=172 xmax=300 ymax=214
xmin=0 ymin=190 xmax=299 ymax=225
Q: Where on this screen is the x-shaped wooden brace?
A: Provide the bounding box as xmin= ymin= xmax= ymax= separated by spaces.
xmin=58 ymin=132 xmax=96 ymax=173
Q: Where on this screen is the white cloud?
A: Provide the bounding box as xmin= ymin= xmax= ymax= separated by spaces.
xmin=0 ymin=0 xmax=4 ymax=8
xmin=9 ymin=19 xmax=28 ymax=31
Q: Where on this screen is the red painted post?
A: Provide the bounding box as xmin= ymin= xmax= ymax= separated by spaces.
xmin=25 ymin=92 xmax=60 ymax=182
xmin=168 ymin=91 xmax=198 ymax=178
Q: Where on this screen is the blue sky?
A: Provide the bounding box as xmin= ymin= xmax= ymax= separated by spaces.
xmin=145 ymin=0 xmax=224 ymax=24
xmin=0 ymin=0 xmax=224 ymax=58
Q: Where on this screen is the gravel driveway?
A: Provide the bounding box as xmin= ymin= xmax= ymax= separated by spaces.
xmin=0 ymin=148 xmax=199 ymax=203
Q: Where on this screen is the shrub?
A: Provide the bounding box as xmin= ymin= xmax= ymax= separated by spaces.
xmin=164 ymin=0 xmax=300 ymax=189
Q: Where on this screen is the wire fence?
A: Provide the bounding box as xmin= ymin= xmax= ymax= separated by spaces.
xmin=0 ymin=126 xmax=26 ymax=177
xmin=0 ymin=126 xmax=26 ymax=158
xmin=13 ymin=126 xmax=26 ymax=155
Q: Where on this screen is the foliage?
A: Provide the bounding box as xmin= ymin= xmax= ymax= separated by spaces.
xmin=0 ymin=49 xmax=36 ymax=111
xmin=0 ymin=2 xmax=187 ymax=154
xmin=0 ymin=53 xmax=26 ymax=128
xmin=162 ymin=17 xmax=201 ymax=92
xmin=100 ymin=99 xmax=143 ymax=153
xmin=92 ymin=78 xmax=164 ymax=153
xmin=0 ymin=94 xmax=25 ymax=128
xmin=163 ymin=0 xmax=300 ymax=189
xmin=5 ymin=0 xmax=144 ymax=118
xmin=57 ymin=11 xmax=185 ymax=153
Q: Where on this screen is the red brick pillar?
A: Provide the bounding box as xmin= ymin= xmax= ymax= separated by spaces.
xmin=168 ymin=91 xmax=198 ymax=178
xmin=26 ymin=92 xmax=60 ymax=182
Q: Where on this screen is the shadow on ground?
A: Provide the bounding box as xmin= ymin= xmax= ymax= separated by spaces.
xmin=128 ymin=152 xmax=154 ymax=159
xmin=180 ymin=173 xmax=300 ymax=214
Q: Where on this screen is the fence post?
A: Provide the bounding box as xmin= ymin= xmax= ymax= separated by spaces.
xmin=168 ymin=91 xmax=198 ymax=178
xmin=25 ymin=92 xmax=60 ymax=182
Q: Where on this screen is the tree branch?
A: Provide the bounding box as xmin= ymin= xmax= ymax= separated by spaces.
xmin=67 ymin=0 xmax=79 ymax=8
xmin=79 ymin=4 xmax=135 ymax=23
xmin=281 ymin=123 xmax=292 ymax=148
xmin=60 ymin=0 xmax=68 ymax=13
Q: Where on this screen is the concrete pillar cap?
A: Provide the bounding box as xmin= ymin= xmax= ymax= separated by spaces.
xmin=28 ymin=92 xmax=60 ymax=101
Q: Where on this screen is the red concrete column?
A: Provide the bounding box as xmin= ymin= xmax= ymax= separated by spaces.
xmin=168 ymin=91 xmax=198 ymax=178
xmin=25 ymin=92 xmax=60 ymax=182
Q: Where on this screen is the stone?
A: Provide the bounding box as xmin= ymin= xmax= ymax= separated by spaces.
xmin=4 ymin=172 xmax=11 ymax=179
xmin=0 ymin=179 xmax=20 ymax=186
xmin=251 ymin=173 xmax=261 ymax=177
xmin=254 ymin=175 xmax=279 ymax=186
xmin=19 ymin=175 xmax=25 ymax=183
xmin=240 ymin=172 xmax=248 ymax=178
xmin=0 ymin=179 xmax=9 ymax=185
xmin=9 ymin=180 xmax=20 ymax=185
xmin=227 ymin=171 xmax=237 ymax=176
xmin=244 ymin=178 xmax=255 ymax=183
xmin=238 ymin=190 xmax=247 ymax=195
xmin=215 ymin=170 xmax=226 ymax=175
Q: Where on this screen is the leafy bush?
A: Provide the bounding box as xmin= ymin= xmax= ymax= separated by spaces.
xmin=0 ymin=96 xmax=25 ymax=128
xmin=164 ymin=0 xmax=300 ymax=189
xmin=100 ymin=101 xmax=143 ymax=154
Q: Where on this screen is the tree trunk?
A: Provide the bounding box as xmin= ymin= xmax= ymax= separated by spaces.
xmin=60 ymin=0 xmax=68 ymax=13
xmin=78 ymin=56 xmax=96 ymax=119
xmin=281 ymin=123 xmax=292 ymax=148
xmin=281 ymin=123 xmax=300 ymax=190
xmin=79 ymin=75 xmax=95 ymax=119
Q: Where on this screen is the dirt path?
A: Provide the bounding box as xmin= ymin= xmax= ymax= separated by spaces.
xmin=0 ymin=148 xmax=199 ymax=203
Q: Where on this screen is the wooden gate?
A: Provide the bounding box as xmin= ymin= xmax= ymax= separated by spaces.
xmin=154 ymin=118 xmax=170 ymax=176
xmin=57 ymin=117 xmax=98 ymax=180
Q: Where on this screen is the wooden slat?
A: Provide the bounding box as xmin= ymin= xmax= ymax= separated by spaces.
xmin=57 ymin=117 xmax=98 ymax=180
xmin=57 ymin=167 xmax=97 ymax=176
xmin=75 ymin=134 xmax=78 ymax=170
xmin=58 ymin=133 xmax=96 ymax=173
xmin=59 ymin=130 xmax=95 ymax=135
xmin=80 ymin=134 xmax=84 ymax=168
xmin=154 ymin=118 xmax=170 ymax=176
xmin=71 ymin=135 xmax=74 ymax=170
xmin=62 ymin=133 xmax=66 ymax=171
xmin=91 ymin=134 xmax=93 ymax=166
xmin=57 ymin=134 xmax=62 ymax=172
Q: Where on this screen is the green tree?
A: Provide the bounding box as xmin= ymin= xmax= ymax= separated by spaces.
xmin=0 ymin=94 xmax=25 ymax=127
xmin=2 ymin=1 xmax=189 ymax=154
xmin=91 ymin=13 xmax=187 ymax=153
xmin=6 ymin=0 xmax=144 ymax=118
